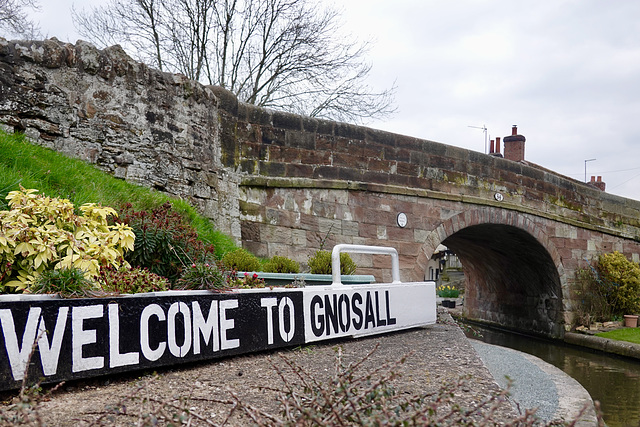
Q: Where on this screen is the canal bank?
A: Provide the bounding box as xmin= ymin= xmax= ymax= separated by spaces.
xmin=445 ymin=298 xmax=640 ymax=362
xmin=463 ymin=320 xmax=640 ymax=427
xmin=447 ymin=301 xmax=640 ymax=426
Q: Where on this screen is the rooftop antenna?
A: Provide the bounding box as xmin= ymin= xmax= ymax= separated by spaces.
xmin=584 ymin=158 xmax=596 ymax=183
xmin=468 ymin=125 xmax=488 ymax=153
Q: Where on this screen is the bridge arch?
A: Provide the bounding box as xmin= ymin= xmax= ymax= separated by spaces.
xmin=415 ymin=208 xmax=568 ymax=338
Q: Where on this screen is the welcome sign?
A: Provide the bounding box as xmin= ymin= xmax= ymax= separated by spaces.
xmin=0 ymin=282 xmax=436 ymax=390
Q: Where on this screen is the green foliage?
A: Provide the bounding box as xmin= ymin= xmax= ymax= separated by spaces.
xmin=175 ymin=262 xmax=228 ymax=291
xmin=0 ymin=188 xmax=135 ymax=292
xmin=263 ymin=255 xmax=300 ymax=273
xmin=30 ymin=267 xmax=98 ymax=297
xmin=98 ymin=266 xmax=170 ymax=294
xmin=118 ymin=202 xmax=216 ymax=283
xmin=308 ymin=250 xmax=357 ymax=275
xmin=437 ymin=285 xmax=459 ymax=298
xmin=0 ymin=129 xmax=237 ymax=258
xmin=222 ymin=248 xmax=260 ymax=272
xmin=597 ymin=251 xmax=640 ymax=315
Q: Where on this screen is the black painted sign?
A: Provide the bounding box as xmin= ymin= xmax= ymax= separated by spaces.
xmin=0 ymin=283 xmax=435 ymax=390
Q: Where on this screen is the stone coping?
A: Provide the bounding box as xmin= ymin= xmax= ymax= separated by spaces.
xmin=564 ymin=332 xmax=640 ymax=360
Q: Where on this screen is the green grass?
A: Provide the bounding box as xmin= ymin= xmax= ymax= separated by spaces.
xmin=595 ymin=327 xmax=640 ymax=345
xmin=0 ymin=130 xmax=237 ymax=257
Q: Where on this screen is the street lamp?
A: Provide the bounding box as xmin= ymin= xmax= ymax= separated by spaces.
xmin=584 ymin=158 xmax=596 ymax=183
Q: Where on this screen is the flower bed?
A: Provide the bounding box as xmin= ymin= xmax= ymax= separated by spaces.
xmin=238 ymin=271 xmax=376 ymax=287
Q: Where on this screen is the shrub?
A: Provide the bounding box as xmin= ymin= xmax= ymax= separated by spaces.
xmin=222 ymin=248 xmax=260 ymax=272
xmin=30 ymin=267 xmax=98 ymax=297
xmin=0 ymin=188 xmax=135 ymax=292
xmin=98 ymin=266 xmax=170 ymax=294
xmin=175 ymin=262 xmax=229 ymax=291
xmin=118 ymin=202 xmax=216 ymax=283
xmin=263 ymin=255 xmax=300 ymax=273
xmin=308 ymin=250 xmax=357 ymax=275
xmin=597 ymin=251 xmax=640 ymax=315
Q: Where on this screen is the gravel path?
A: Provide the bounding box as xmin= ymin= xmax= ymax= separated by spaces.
xmin=471 ymin=340 xmax=559 ymax=421
xmin=470 ymin=340 xmax=598 ymax=426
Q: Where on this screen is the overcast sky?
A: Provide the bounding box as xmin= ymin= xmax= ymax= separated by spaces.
xmin=17 ymin=0 xmax=640 ymax=201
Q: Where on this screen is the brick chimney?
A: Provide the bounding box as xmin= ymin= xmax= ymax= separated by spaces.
xmin=503 ymin=125 xmax=525 ymax=162
xmin=489 ymin=136 xmax=503 ymax=157
xmin=588 ymin=175 xmax=606 ymax=191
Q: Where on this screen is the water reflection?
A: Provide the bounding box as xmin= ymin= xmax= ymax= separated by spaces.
xmin=464 ymin=324 xmax=640 ymax=427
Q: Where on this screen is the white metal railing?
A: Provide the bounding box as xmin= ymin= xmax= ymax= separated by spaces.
xmin=331 ymin=244 xmax=401 ymax=286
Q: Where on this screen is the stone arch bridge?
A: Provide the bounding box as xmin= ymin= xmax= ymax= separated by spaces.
xmin=2 ymin=38 xmax=640 ymax=338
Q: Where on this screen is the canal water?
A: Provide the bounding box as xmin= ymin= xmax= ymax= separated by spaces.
xmin=464 ymin=324 xmax=640 ymax=427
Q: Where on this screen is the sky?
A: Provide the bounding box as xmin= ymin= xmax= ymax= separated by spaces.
xmin=14 ymin=0 xmax=640 ymax=201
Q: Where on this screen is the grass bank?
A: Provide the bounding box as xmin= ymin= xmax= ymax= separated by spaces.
xmin=596 ymin=327 xmax=640 ymax=345
xmin=0 ymin=130 xmax=237 ymax=257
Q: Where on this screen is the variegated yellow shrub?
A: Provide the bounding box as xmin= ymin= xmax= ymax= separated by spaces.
xmin=0 ymin=188 xmax=135 ymax=292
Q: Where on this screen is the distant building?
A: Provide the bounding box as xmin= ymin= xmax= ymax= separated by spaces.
xmin=426 ymin=244 xmax=461 ymax=283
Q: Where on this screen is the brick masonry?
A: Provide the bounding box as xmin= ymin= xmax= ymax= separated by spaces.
xmin=2 ymin=38 xmax=640 ymax=337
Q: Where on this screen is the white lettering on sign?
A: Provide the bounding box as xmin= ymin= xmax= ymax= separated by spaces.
xmin=72 ymin=305 xmax=104 ymax=373
xmin=309 ymin=290 xmax=396 ymax=337
xmin=140 ymin=304 xmax=166 ymax=362
xmin=260 ymin=297 xmax=277 ymax=345
xmin=192 ymin=301 xmax=219 ymax=354
xmin=278 ymin=297 xmax=295 ymax=342
xmin=261 ymin=297 xmax=295 ymax=344
xmin=108 ymin=304 xmax=139 ymax=368
xmin=0 ymin=297 xmax=246 ymax=384
xmin=168 ymin=302 xmax=192 ymax=357
xmin=220 ymin=300 xmax=239 ymax=350
xmin=0 ymin=307 xmax=41 ymax=380
xmin=38 ymin=307 xmax=68 ymax=376
xmin=303 ymin=283 xmax=436 ymax=343
xmin=0 ymin=307 xmax=69 ymax=380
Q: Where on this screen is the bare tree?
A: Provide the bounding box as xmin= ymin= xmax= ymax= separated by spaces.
xmin=73 ymin=0 xmax=166 ymax=72
xmin=73 ymin=0 xmax=395 ymax=124
xmin=0 ymin=0 xmax=40 ymax=39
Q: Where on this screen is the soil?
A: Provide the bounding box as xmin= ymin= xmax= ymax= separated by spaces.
xmin=1 ymin=311 xmax=519 ymax=425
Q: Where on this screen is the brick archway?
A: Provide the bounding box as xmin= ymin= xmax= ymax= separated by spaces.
xmin=415 ymin=207 xmax=568 ymax=338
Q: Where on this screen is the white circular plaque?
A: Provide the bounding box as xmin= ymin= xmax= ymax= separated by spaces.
xmin=494 ymin=192 xmax=504 ymax=202
xmin=397 ymin=212 xmax=408 ymax=228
